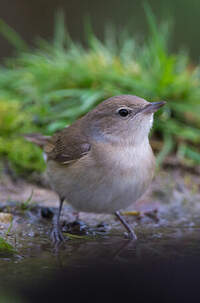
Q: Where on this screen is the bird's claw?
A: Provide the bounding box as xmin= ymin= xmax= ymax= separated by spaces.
xmin=51 ymin=224 xmax=65 ymax=244
xmin=124 ymin=231 xmax=137 ymax=240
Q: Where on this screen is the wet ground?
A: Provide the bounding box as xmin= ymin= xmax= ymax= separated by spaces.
xmin=1 ymin=168 xmax=200 ymax=301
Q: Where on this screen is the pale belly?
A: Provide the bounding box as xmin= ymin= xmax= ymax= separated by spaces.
xmin=67 ymin=173 xmax=150 ymax=213
xmin=46 ymin=143 xmax=154 ymax=213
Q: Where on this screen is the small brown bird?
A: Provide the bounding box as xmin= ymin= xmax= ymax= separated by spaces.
xmin=25 ymin=95 xmax=165 ymax=243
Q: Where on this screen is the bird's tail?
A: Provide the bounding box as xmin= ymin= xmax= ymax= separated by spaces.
xmin=23 ymin=133 xmax=51 ymax=149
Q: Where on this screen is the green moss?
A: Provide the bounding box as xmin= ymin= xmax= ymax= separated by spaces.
xmin=0 ymin=237 xmax=15 ymax=255
xmin=0 ymin=99 xmax=45 ymax=174
xmin=8 ymin=138 xmax=45 ymax=173
xmin=0 ymin=100 xmax=25 ymax=135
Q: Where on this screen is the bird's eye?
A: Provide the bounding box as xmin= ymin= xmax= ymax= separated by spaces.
xmin=118 ymin=108 xmax=129 ymax=117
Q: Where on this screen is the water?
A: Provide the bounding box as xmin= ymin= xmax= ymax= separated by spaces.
xmin=1 ymin=202 xmax=200 ymax=301
xmin=1 ymin=169 xmax=200 ymax=301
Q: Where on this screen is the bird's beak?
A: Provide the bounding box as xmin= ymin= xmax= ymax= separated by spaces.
xmin=141 ymin=101 xmax=166 ymax=114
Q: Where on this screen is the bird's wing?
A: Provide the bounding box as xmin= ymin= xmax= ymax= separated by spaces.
xmin=44 ymin=122 xmax=91 ymax=165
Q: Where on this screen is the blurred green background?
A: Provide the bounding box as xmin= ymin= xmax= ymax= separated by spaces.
xmin=1 ymin=0 xmax=200 ymax=61
xmin=0 ymin=0 xmax=200 ymax=177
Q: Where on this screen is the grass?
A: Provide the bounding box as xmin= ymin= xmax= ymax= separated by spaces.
xmin=0 ymin=237 xmax=15 ymax=255
xmin=0 ymin=7 xmax=200 ymax=175
xmin=20 ymin=189 xmax=34 ymax=211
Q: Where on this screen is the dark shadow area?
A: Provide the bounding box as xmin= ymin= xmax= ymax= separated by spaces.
xmin=1 ymin=231 xmax=200 ymax=302
xmin=8 ymin=254 xmax=200 ymax=302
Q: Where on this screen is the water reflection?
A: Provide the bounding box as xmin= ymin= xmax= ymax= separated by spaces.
xmin=1 ymin=229 xmax=200 ymax=302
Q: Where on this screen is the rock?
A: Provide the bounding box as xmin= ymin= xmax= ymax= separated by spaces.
xmin=0 ymin=213 xmax=13 ymax=223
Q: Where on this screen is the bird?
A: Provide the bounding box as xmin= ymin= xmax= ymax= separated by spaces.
xmin=24 ymin=95 xmax=165 ymax=243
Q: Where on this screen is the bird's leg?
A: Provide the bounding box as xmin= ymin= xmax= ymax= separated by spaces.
xmin=115 ymin=210 xmax=137 ymax=240
xmin=51 ymin=197 xmax=65 ymax=244
xmin=73 ymin=211 xmax=80 ymax=221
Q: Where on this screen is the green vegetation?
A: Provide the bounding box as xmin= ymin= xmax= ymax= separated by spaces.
xmin=0 ymin=237 xmax=15 ymax=255
xmin=0 ymin=9 xmax=200 ymax=175
xmin=20 ymin=190 xmax=34 ymax=210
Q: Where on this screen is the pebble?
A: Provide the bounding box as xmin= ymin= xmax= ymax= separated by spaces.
xmin=0 ymin=213 xmax=13 ymax=223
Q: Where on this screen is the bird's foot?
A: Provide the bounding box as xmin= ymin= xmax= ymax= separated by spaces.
xmin=115 ymin=210 xmax=137 ymax=241
xmin=51 ymin=224 xmax=65 ymax=244
xmin=124 ymin=230 xmax=137 ymax=240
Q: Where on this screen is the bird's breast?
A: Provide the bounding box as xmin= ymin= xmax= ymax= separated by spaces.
xmin=92 ymin=140 xmax=155 ymax=174
xmin=47 ymin=140 xmax=155 ymax=213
